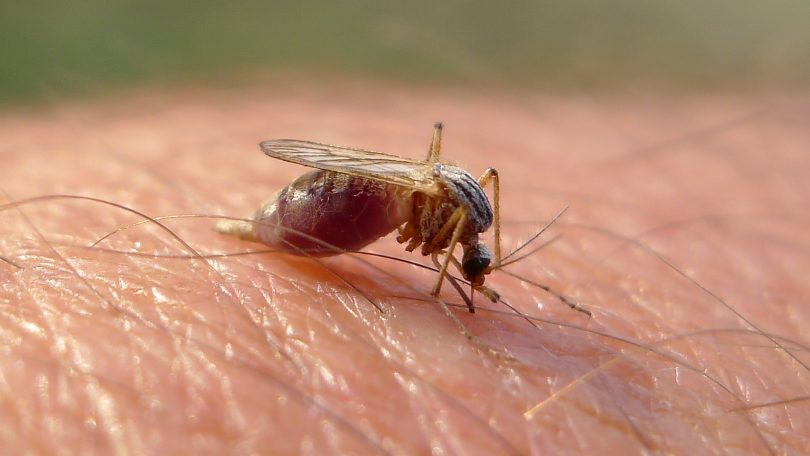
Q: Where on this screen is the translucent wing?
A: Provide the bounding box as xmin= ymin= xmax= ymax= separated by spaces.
xmin=260 ymin=139 xmax=436 ymax=189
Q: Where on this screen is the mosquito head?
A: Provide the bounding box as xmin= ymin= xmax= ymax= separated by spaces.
xmin=461 ymin=242 xmax=492 ymax=286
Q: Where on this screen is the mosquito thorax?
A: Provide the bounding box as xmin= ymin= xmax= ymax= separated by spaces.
xmin=461 ymin=242 xmax=493 ymax=285
xmin=432 ymin=164 xmax=494 ymax=235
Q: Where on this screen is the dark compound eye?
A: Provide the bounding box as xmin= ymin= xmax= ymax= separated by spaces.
xmin=462 ymin=255 xmax=491 ymax=279
xmin=462 ymin=243 xmax=492 ymax=283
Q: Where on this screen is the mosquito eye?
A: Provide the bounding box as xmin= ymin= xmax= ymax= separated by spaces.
xmin=462 ymin=243 xmax=492 ymax=281
xmin=463 ymin=256 xmax=491 ymax=279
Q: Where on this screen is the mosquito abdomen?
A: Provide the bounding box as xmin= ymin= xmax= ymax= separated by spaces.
xmin=243 ymin=170 xmax=412 ymax=256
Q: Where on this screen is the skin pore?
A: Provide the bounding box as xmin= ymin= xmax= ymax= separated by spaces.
xmin=0 ymin=84 xmax=808 ymax=454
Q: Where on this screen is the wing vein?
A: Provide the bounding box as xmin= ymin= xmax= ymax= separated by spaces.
xmin=260 ymin=139 xmax=435 ymax=190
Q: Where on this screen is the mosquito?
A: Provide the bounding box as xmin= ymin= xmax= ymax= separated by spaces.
xmin=216 ymin=123 xmax=504 ymax=312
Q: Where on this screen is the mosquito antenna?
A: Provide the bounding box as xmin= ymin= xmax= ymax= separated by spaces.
xmin=499 ymin=268 xmax=592 ymax=317
xmin=498 ymin=234 xmax=562 ymax=268
xmin=500 ymin=206 xmax=568 ymax=263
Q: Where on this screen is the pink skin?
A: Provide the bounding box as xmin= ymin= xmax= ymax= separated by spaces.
xmin=0 ymin=84 xmax=808 ymax=454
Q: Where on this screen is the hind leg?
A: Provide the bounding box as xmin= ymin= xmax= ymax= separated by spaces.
xmin=477 ymin=168 xmax=501 ymax=267
xmin=425 ymin=122 xmax=443 ymax=164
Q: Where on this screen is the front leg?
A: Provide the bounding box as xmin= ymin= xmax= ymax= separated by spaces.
xmin=430 ymin=207 xmax=468 ymax=298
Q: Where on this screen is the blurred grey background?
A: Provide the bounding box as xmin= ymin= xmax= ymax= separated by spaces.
xmin=2 ymin=0 xmax=809 ymax=103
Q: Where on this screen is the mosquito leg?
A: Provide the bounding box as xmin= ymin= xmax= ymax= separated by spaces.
xmin=428 ymin=261 xmax=516 ymax=362
xmin=426 ymin=122 xmax=443 ymax=164
xmin=445 ymin=270 xmax=477 ymax=312
xmin=423 ymin=204 xmax=463 ymax=254
xmin=431 ymin=208 xmax=467 ymax=297
xmin=477 ymin=168 xmax=501 ymax=266
xmin=431 ymin=291 xmax=514 ymax=363
xmin=434 ymin=253 xmax=476 ymax=313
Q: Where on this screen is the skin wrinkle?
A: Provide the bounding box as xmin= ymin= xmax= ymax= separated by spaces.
xmin=326 ymin=296 xmax=525 ymax=454
xmin=8 ymin=196 xmax=301 ymax=374
xmin=652 ymin=250 xmax=810 ymax=373
xmin=3 ymin=277 xmax=60 ymax=452
xmin=312 ymin=282 xmax=508 ymax=454
xmin=186 ymin=282 xmax=394 ymax=452
xmin=3 ymin=211 xmax=390 ymax=453
xmin=586 ymin=212 xmax=808 ymax=272
xmin=600 ymin=372 xmax=654 ymax=453
xmin=1 ymin=85 xmax=809 ymax=453
xmin=508 ymin=290 xmax=785 ymax=452
xmin=221 ymin=268 xmax=398 ymax=450
xmin=312 ymin=297 xmax=524 ymax=454
xmin=41 ymin=239 xmax=776 ymax=414
xmin=184 ymin=294 xmax=397 ymax=453
xmin=4 ymin=199 xmax=135 ymax=452
xmin=543 ymin=217 xmax=810 ymax=341
xmin=0 ymin=256 xmax=21 ymax=269
xmin=36 ymin=219 xmax=800 ymax=450
xmin=4 ymin=196 xmax=260 ymax=380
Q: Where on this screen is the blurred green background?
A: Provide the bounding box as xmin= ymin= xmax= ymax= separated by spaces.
xmin=2 ymin=0 xmax=809 ymax=103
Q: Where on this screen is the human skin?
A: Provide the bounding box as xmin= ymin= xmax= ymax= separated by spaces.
xmin=0 ymin=84 xmax=808 ymax=454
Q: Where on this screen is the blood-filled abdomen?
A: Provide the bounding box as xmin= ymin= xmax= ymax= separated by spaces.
xmin=251 ymin=170 xmax=413 ymax=256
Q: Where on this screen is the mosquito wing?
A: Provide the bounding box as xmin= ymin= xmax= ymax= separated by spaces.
xmin=260 ymin=139 xmax=436 ymax=189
